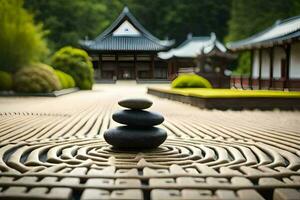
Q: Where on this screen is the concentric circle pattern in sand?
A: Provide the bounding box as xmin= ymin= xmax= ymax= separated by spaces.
xmin=0 ymin=86 xmax=300 ymax=199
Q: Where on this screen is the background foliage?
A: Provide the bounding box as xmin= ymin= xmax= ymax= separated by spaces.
xmin=0 ymin=0 xmax=48 ymax=72
xmin=24 ymin=0 xmax=231 ymax=50
xmin=1 ymin=0 xmax=297 ymax=73
xmin=24 ymin=0 xmax=300 ymax=72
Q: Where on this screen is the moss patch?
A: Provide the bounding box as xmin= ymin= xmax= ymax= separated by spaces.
xmin=150 ymin=87 xmax=300 ymax=99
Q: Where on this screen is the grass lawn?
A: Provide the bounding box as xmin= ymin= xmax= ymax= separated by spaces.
xmin=150 ymin=87 xmax=300 ymax=98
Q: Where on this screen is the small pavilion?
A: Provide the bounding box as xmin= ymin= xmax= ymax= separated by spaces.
xmin=158 ymin=33 xmax=235 ymax=88
xmin=80 ymin=7 xmax=173 ymax=81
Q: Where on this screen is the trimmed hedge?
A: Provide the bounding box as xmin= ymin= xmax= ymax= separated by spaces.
xmin=14 ymin=63 xmax=61 ymax=93
xmin=55 ymin=70 xmax=75 ymax=89
xmin=51 ymin=46 xmax=94 ymax=90
xmin=172 ymin=74 xmax=212 ymax=88
xmin=0 ymin=71 xmax=13 ymax=91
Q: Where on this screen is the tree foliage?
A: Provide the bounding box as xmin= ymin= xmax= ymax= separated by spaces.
xmin=0 ymin=0 xmax=48 ymax=72
xmin=25 ymin=0 xmax=231 ymax=49
xmin=226 ymin=0 xmax=300 ymax=42
xmin=0 ymin=71 xmax=13 ymax=91
xmin=25 ymin=0 xmax=110 ymax=50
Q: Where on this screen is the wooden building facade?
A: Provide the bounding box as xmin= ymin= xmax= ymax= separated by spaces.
xmin=80 ymin=7 xmax=173 ymax=81
xmin=228 ymin=16 xmax=300 ymax=90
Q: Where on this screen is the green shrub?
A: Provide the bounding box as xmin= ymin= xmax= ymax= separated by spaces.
xmin=65 ymin=73 xmax=75 ymax=88
xmin=0 ymin=71 xmax=13 ymax=91
xmin=171 ymin=74 xmax=212 ymax=88
xmin=55 ymin=70 xmax=75 ymax=89
xmin=14 ymin=63 xmax=61 ymax=93
xmin=51 ymin=46 xmax=94 ymax=90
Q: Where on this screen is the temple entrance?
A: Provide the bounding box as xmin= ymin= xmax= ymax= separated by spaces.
xmin=117 ymin=66 xmax=135 ymax=79
xmin=90 ymin=54 xmax=169 ymax=81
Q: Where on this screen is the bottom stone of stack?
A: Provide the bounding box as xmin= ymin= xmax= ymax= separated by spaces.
xmin=104 ymin=126 xmax=167 ymax=149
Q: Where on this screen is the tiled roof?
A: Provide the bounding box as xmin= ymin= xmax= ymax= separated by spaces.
xmin=227 ymin=15 xmax=300 ymax=50
xmin=84 ymin=36 xmax=170 ymax=51
xmin=80 ymin=7 xmax=173 ymax=52
xmin=158 ymin=33 xmax=227 ymax=60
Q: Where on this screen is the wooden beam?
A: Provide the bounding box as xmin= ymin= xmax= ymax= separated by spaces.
xmin=269 ymin=47 xmax=274 ymax=89
xmin=115 ymin=54 xmax=118 ymax=80
xmin=98 ymin=54 xmax=102 ymax=79
xmin=167 ymin=60 xmax=172 ymax=80
xmin=249 ymin=50 xmax=254 ymax=90
xmin=134 ymin=54 xmax=137 ymax=79
xmin=151 ymin=55 xmax=155 ymax=79
xmin=258 ymin=49 xmax=262 ymax=89
xmin=284 ymin=44 xmax=291 ymax=89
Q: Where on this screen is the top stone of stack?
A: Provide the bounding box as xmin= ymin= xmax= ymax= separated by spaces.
xmin=118 ymin=98 xmax=153 ymax=110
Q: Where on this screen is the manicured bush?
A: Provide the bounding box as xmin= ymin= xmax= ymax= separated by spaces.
xmin=14 ymin=63 xmax=61 ymax=93
xmin=55 ymin=70 xmax=75 ymax=89
xmin=171 ymin=74 xmax=212 ymax=88
xmin=51 ymin=46 xmax=94 ymax=90
xmin=0 ymin=71 xmax=13 ymax=91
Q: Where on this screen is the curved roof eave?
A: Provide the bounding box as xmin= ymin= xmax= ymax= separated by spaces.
xmin=227 ymin=15 xmax=300 ymax=51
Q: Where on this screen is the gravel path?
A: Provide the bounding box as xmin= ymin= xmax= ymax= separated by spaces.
xmin=0 ymin=83 xmax=299 ymax=200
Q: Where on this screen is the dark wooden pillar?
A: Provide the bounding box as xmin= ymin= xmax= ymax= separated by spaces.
xmin=284 ymin=44 xmax=291 ymax=89
xmin=167 ymin=60 xmax=172 ymax=80
xmin=249 ymin=50 xmax=254 ymax=89
xmin=134 ymin=54 xmax=137 ymax=79
xmin=115 ymin=54 xmax=118 ymax=80
xmin=151 ymin=54 xmax=155 ymax=79
xmin=171 ymin=60 xmax=175 ymax=80
xmin=258 ymin=49 xmax=262 ymax=89
xmin=269 ymin=47 xmax=274 ymax=89
xmin=98 ymin=54 xmax=102 ymax=79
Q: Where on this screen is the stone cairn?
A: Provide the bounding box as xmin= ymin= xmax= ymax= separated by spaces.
xmin=104 ymin=98 xmax=167 ymax=149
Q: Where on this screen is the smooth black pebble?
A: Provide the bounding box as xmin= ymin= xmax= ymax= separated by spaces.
xmin=118 ymin=98 xmax=153 ymax=110
xmin=104 ymin=126 xmax=167 ymax=149
xmin=112 ymin=110 xmax=164 ymax=127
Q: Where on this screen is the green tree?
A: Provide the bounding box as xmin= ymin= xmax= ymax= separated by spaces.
xmin=0 ymin=0 xmax=48 ymax=72
xmin=25 ymin=0 xmax=232 ymax=48
xmin=226 ymin=0 xmax=298 ymax=42
xmin=118 ymin=0 xmax=231 ymax=44
xmin=25 ymin=0 xmax=109 ymax=50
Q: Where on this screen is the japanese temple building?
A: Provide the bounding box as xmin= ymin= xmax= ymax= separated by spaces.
xmin=80 ymin=7 xmax=173 ymax=81
xmin=158 ymin=33 xmax=235 ymax=88
xmin=227 ymin=15 xmax=300 ymax=90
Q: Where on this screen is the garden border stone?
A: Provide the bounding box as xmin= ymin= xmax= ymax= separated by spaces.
xmin=0 ymin=87 xmax=79 ymax=97
xmin=147 ymin=87 xmax=300 ymax=110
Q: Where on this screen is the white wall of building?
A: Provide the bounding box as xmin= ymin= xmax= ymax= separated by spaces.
xmin=252 ymin=50 xmax=259 ymax=78
xmin=252 ymin=49 xmax=270 ymax=79
xmin=261 ymin=49 xmax=270 ymax=78
xmin=290 ymin=42 xmax=300 ymax=78
xmin=250 ymin=42 xmax=300 ymax=80
xmin=273 ymin=47 xmax=285 ymax=79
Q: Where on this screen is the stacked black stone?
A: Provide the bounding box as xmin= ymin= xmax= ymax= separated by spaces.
xmin=104 ymin=98 xmax=167 ymax=149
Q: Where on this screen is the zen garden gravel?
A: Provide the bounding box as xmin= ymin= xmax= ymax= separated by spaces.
xmin=0 ymin=83 xmax=299 ymax=200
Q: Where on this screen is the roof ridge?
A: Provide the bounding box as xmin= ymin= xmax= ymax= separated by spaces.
xmin=93 ymin=6 xmax=169 ymax=47
xmin=174 ymin=36 xmax=211 ymax=49
xmin=277 ymin=15 xmax=300 ymax=25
